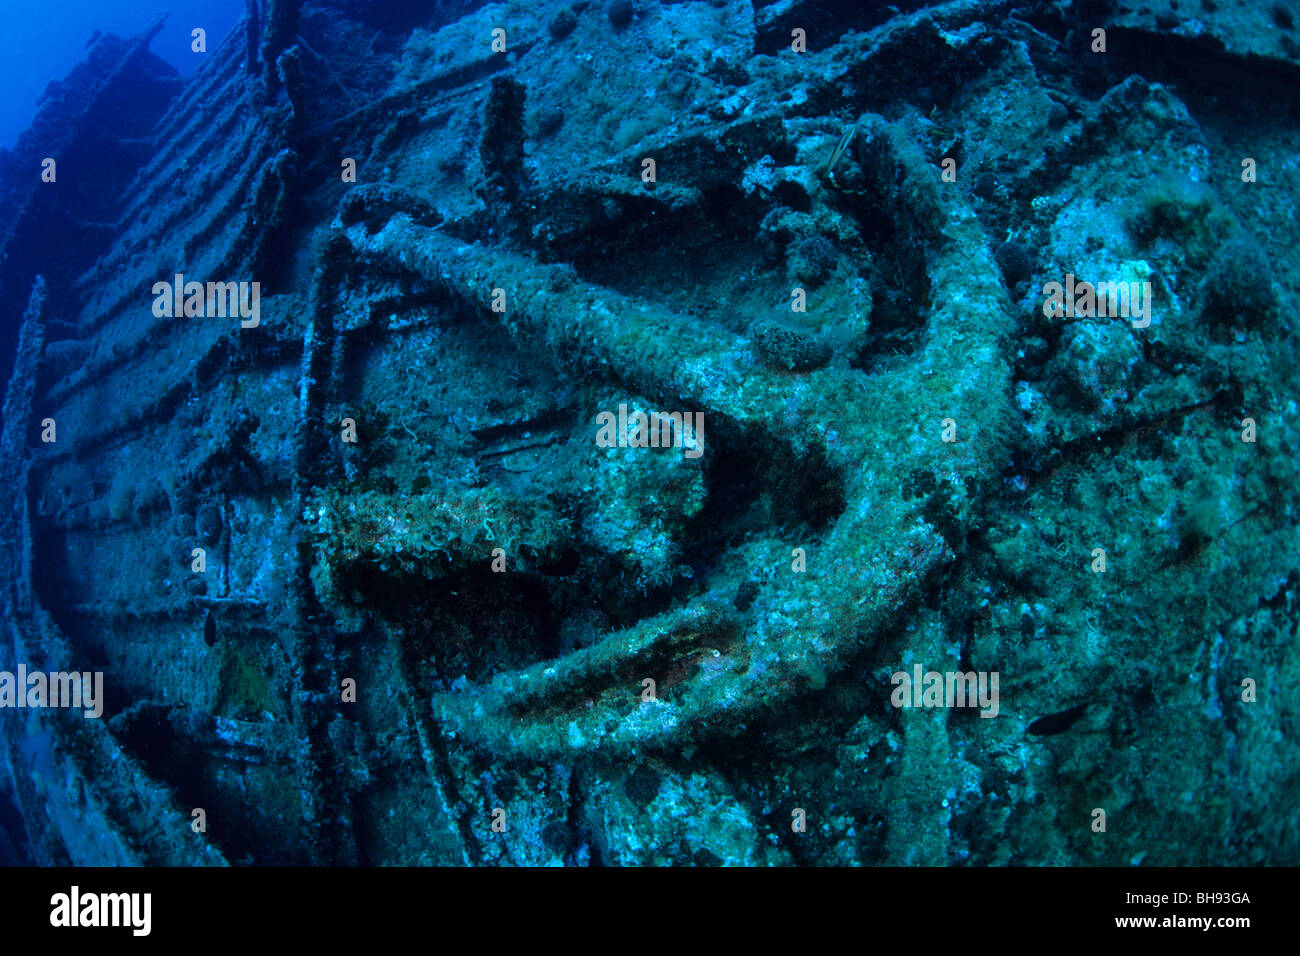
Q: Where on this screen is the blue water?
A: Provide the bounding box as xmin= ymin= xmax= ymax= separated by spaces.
xmin=0 ymin=0 xmax=244 ymax=151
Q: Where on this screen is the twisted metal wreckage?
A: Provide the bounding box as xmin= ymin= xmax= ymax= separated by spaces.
xmin=0 ymin=0 xmax=1297 ymax=865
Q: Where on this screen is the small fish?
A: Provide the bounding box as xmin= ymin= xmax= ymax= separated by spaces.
xmin=824 ymin=121 xmax=859 ymax=178
xmin=1027 ymin=702 xmax=1089 ymax=736
xmin=824 ymin=120 xmax=869 ymax=196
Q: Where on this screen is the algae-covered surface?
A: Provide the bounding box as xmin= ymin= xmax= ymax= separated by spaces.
xmin=0 ymin=0 xmax=1296 ymax=866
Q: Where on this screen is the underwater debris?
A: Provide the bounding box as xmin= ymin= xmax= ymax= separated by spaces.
xmin=339 ymin=183 xmax=443 ymax=232
xmin=0 ymin=0 xmax=1296 ymax=870
xmin=751 ymin=320 xmax=833 ymax=372
xmin=307 ymin=484 xmax=567 ymax=590
xmin=606 ymin=0 xmax=635 ymax=30
xmin=788 ymin=235 xmax=838 ymax=287
xmin=480 ymin=75 xmax=528 ymax=210
xmin=994 ymin=240 xmax=1032 ymax=289
xmin=547 ymin=8 xmax=579 ymax=41
xmin=1201 ymin=237 xmax=1280 ymax=330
